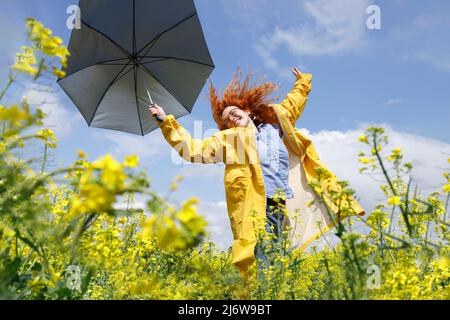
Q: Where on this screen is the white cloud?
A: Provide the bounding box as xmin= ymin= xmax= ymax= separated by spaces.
xmin=396 ymin=52 xmax=450 ymax=73
xmin=413 ymin=12 xmax=450 ymax=30
xmin=306 ymin=123 xmax=450 ymax=212
xmin=253 ymin=43 xmax=292 ymax=79
xmin=275 ymin=0 xmax=367 ymax=55
xmin=254 ymin=0 xmax=370 ymax=72
xmin=221 ymin=0 xmax=370 ymax=73
xmin=198 ymin=200 xmax=233 ymax=250
xmin=219 ymin=0 xmax=281 ymax=34
xmin=384 ymin=98 xmax=403 ymax=106
xmin=23 ymin=84 xmax=77 ymax=136
xmin=100 ymin=130 xmax=170 ymax=163
xmin=113 ymin=200 xmax=146 ymax=211
xmin=390 ymin=12 xmax=450 ymax=73
xmin=177 ymin=163 xmax=224 ymax=179
xmin=415 ymin=53 xmax=450 ymax=73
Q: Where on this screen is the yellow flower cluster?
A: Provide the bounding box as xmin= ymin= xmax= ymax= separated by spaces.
xmin=388 ymin=196 xmax=401 ymax=206
xmin=444 ymin=166 xmax=450 ymax=194
xmin=377 ymin=256 xmax=450 ymax=299
xmin=358 ymin=135 xmax=369 ymax=144
xmin=124 ymin=155 xmax=139 ymax=168
xmin=68 ymin=154 xmax=136 ymax=218
xmin=358 ymin=157 xmax=375 ymax=165
xmin=11 ymin=19 xmax=69 ymax=79
xmin=0 ymin=105 xmax=33 ymax=127
xmin=142 ymin=198 xmax=207 ymax=251
xmin=387 ymin=148 xmax=403 ymax=162
xmin=11 ymin=46 xmax=38 ymax=76
xmin=27 ymin=18 xmax=69 ymax=65
xmin=37 ymin=128 xmax=58 ymax=148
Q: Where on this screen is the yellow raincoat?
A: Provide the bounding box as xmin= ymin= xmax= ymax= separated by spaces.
xmin=158 ymin=73 xmax=364 ymax=275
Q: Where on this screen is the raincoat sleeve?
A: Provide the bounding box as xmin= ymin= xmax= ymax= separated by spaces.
xmin=158 ymin=114 xmax=225 ymax=164
xmin=278 ymin=73 xmax=312 ymax=125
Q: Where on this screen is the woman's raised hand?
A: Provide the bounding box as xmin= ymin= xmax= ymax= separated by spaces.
xmin=148 ymin=104 xmax=167 ymax=122
xmin=291 ymin=67 xmax=302 ymax=78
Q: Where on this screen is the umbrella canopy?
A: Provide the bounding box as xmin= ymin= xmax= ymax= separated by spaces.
xmin=58 ymin=0 xmax=214 ymax=135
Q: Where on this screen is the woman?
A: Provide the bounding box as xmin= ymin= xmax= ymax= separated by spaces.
xmin=149 ymin=67 xmax=365 ymax=277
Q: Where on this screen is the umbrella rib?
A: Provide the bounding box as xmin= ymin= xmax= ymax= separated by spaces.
xmin=133 ymin=0 xmax=136 ymax=55
xmin=98 ymin=58 xmax=130 ymax=65
xmin=88 ymin=61 xmax=133 ymax=126
xmin=81 ymin=20 xmax=132 ymax=59
xmin=133 ymin=0 xmax=143 ymax=136
xmin=133 ymin=65 xmax=144 ymax=136
xmin=135 ymin=12 xmax=197 ymax=57
xmin=57 ymin=58 xmax=131 ymax=82
xmin=139 ymin=58 xmax=170 ymax=65
xmin=97 ymin=63 xmax=130 ymax=66
xmin=111 ymin=65 xmax=134 ymax=86
xmin=138 ymin=55 xmax=214 ymax=68
xmin=137 ymin=65 xmax=191 ymax=116
xmin=137 ymin=38 xmax=160 ymax=65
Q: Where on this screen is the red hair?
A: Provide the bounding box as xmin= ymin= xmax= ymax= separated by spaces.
xmin=209 ymin=68 xmax=280 ymax=130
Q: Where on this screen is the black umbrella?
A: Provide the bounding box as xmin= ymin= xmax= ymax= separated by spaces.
xmin=58 ymin=0 xmax=214 ymax=135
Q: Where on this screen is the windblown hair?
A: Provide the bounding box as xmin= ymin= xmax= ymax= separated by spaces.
xmin=209 ymin=68 xmax=280 ymax=130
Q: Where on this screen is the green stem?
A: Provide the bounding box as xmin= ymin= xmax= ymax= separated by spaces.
xmin=0 ymin=74 xmax=16 ymax=102
xmin=373 ymin=133 xmax=413 ymax=236
xmin=33 ymin=58 xmax=45 ymax=81
xmin=41 ymin=142 xmax=48 ymax=174
xmin=25 ymin=166 xmax=82 ymax=197
xmin=403 ymin=178 xmax=414 ymax=236
xmin=387 ymin=204 xmax=396 ymax=235
xmin=444 ymin=193 xmax=449 ymax=222
xmin=70 ymin=213 xmax=97 ymax=260
xmin=359 ymin=217 xmax=411 ymax=248
xmin=15 ymin=235 xmax=18 ymax=257
xmin=372 ymin=134 xmax=396 ymax=197
xmin=378 ymin=219 xmax=385 ymax=260
xmin=424 ymin=202 xmax=435 ymax=244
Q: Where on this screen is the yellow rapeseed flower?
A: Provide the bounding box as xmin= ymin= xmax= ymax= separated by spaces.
xmin=11 ymin=46 xmax=38 ymax=76
xmin=388 ymin=196 xmax=401 ymax=206
xmin=52 ymin=66 xmax=66 ymax=78
xmin=37 ymin=128 xmax=58 ymax=148
xmin=0 ymin=105 xmax=32 ymax=126
xmin=358 ymin=135 xmax=369 ymax=143
xmin=92 ymin=154 xmax=126 ymax=190
xmin=358 ymin=157 xmax=371 ymax=164
xmin=443 ymin=184 xmax=450 ymax=194
xmin=77 ymin=149 xmax=87 ymax=158
xmin=176 ymin=198 xmax=207 ymax=235
xmin=124 ymin=155 xmax=139 ymax=168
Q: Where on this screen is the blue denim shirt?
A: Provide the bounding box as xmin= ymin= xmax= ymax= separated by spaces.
xmin=255 ymin=123 xmax=294 ymax=199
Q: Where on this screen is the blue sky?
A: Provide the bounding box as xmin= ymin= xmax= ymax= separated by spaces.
xmin=1 ymin=0 xmax=449 ymax=248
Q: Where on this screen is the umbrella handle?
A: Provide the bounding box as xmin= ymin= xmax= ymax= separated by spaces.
xmin=146 ymin=87 xmax=154 ymax=105
xmin=146 ymin=87 xmax=164 ymax=123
